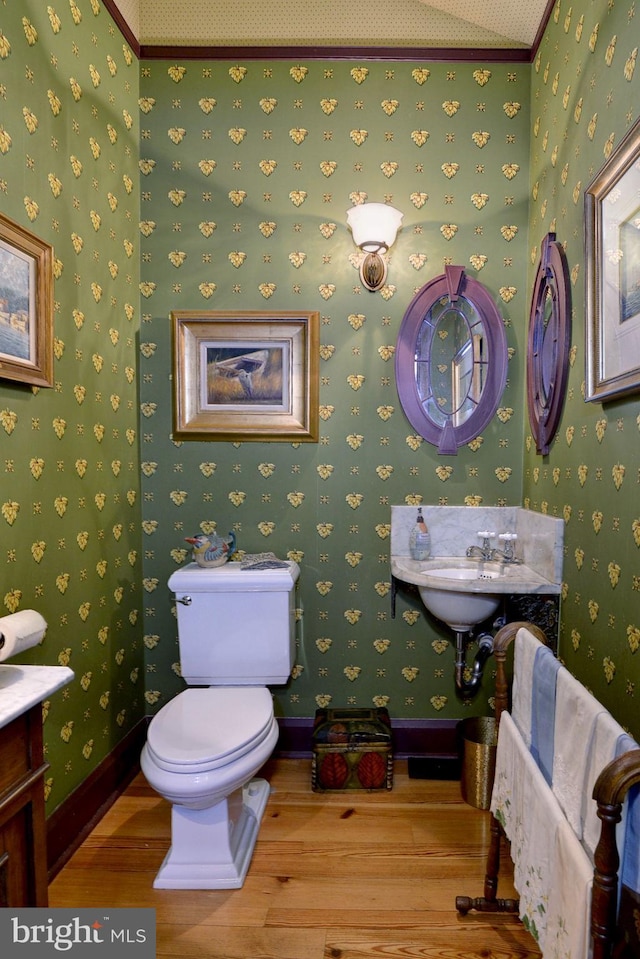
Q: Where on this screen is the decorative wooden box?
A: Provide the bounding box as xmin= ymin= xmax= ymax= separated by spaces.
xmin=311 ymin=707 xmax=393 ymax=791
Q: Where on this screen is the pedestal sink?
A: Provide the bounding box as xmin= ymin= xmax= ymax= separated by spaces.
xmin=417 ymin=564 xmax=502 ymax=631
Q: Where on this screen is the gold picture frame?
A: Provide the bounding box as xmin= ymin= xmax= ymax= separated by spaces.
xmin=172 ymin=310 xmax=319 ymax=442
xmin=0 ymin=212 xmax=54 ymax=388
xmin=585 ymin=114 xmax=640 ymax=402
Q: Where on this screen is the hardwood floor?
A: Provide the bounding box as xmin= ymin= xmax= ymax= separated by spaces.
xmin=49 ymin=758 xmax=541 ymax=958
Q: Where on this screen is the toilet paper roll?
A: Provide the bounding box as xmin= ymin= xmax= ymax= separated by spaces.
xmin=0 ymin=609 xmax=47 ymax=663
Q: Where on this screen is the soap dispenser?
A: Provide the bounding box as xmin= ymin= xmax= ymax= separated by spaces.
xmin=409 ymin=507 xmax=431 ymax=560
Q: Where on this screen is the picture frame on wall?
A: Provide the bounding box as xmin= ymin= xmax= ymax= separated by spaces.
xmin=585 ymin=115 xmax=640 ymax=402
xmin=172 ymin=310 xmax=319 ymax=442
xmin=0 ymin=212 xmax=54 ymax=389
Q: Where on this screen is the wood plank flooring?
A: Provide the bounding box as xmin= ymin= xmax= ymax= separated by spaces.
xmin=48 ymin=758 xmax=542 ymax=959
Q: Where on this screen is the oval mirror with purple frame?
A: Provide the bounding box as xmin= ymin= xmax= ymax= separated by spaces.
xmin=526 ymin=232 xmax=571 ymax=455
xmin=395 ymin=265 xmax=509 ymax=454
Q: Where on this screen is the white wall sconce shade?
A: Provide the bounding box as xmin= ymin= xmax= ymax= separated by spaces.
xmin=346 ymin=202 xmax=403 ymax=291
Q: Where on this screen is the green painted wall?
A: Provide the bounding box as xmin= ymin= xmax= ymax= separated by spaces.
xmin=0 ymin=1 xmax=143 ymax=813
xmin=1 ymin=0 xmax=639 ymax=819
xmin=524 ymin=0 xmax=640 ymax=735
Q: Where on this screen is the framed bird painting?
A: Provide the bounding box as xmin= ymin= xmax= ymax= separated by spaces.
xmin=171 ymin=310 xmax=319 ymax=441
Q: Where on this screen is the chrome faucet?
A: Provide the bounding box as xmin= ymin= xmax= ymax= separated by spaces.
xmin=466 ymin=531 xmax=520 ymax=564
xmin=492 ymin=532 xmax=519 ymax=563
xmin=465 ymin=531 xmax=496 ymax=562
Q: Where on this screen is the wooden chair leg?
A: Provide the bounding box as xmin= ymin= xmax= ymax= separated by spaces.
xmin=590 ymin=801 xmax=622 ymax=959
xmin=455 ymin=815 xmax=519 ymax=915
xmin=483 ymin=810 xmax=503 ymax=901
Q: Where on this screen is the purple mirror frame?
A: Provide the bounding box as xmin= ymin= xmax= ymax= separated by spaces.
xmin=395 ymin=265 xmax=509 ymax=454
xmin=526 ymin=233 xmax=571 ymax=456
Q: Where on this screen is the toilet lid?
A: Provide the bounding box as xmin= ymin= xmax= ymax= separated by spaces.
xmin=146 ymin=686 xmax=275 ymax=772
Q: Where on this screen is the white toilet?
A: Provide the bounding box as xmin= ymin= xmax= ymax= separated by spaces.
xmin=140 ymin=560 xmax=299 ymax=889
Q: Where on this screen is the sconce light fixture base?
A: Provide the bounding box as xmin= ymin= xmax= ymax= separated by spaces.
xmin=360 ymin=251 xmax=388 ymax=291
xmin=346 ymin=202 xmax=403 ymax=293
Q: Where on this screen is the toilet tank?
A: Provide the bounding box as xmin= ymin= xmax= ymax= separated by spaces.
xmin=168 ymin=561 xmax=300 ymax=685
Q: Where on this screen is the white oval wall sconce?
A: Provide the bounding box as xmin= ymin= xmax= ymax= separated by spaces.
xmin=346 ymin=202 xmax=403 ymax=291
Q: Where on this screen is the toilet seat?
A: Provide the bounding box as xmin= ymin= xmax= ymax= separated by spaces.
xmin=146 ymin=686 xmax=275 ymax=774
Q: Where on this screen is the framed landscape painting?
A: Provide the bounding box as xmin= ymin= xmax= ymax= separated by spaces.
xmin=585 ymin=116 xmax=640 ymax=402
xmin=0 ymin=212 xmax=54 ymax=389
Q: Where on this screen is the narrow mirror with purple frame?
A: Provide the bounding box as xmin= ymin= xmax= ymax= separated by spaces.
xmin=526 ymin=232 xmax=571 ymax=455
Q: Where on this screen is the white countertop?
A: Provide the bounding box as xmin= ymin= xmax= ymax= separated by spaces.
xmin=391 ymin=555 xmax=562 ymax=595
xmin=0 ymin=664 xmax=74 ymax=730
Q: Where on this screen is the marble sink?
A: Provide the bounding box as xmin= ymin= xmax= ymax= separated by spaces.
xmin=390 ymin=555 xmax=562 ymax=596
xmin=391 ymin=555 xmax=560 ymax=631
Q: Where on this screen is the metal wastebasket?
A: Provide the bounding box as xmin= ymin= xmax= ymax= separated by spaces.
xmin=459 ymin=716 xmax=498 ymax=809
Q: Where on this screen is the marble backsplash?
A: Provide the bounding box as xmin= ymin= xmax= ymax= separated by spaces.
xmin=390 ymin=505 xmax=564 ymax=587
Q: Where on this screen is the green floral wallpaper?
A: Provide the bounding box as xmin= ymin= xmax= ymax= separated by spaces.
xmin=524 ymin=0 xmax=640 ymax=736
xmin=1 ymin=0 xmax=640 ymax=819
xmin=137 ymin=56 xmax=531 ymax=724
xmin=0 ymin=0 xmax=143 ymax=813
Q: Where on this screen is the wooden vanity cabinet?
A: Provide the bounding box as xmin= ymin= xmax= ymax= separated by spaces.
xmin=0 ymin=703 xmax=48 ymax=906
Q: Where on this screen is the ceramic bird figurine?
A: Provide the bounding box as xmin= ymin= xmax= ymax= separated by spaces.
xmin=185 ymin=531 xmax=236 ymax=568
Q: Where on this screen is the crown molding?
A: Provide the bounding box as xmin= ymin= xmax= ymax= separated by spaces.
xmin=104 ymin=0 xmax=556 ymax=63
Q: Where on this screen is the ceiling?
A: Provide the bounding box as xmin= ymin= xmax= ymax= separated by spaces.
xmin=110 ymin=0 xmax=551 ymax=52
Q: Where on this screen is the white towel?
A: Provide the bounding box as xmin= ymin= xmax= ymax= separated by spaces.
xmin=491 ymin=711 xmax=564 ymax=950
xmin=545 ymin=816 xmax=594 ymax=959
xmin=491 ymin=710 xmax=519 ymax=835
xmin=511 ymin=626 xmax=542 ymax=748
xmin=552 ymin=667 xmax=603 ymax=838
xmin=581 ymin=711 xmax=630 ymax=860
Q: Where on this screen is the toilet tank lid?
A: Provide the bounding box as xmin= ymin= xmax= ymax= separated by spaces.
xmin=168 ymin=560 xmax=300 ymax=592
